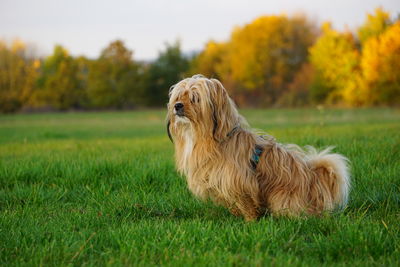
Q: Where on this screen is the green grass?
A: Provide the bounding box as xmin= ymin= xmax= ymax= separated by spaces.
xmin=1 ymin=108 xmax=399 ymax=266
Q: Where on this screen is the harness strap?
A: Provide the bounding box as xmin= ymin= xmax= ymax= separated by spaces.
xmin=226 ymin=125 xmax=268 ymax=170
xmin=250 ymin=144 xmax=264 ymax=169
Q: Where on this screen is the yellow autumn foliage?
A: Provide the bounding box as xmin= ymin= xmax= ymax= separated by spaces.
xmin=0 ymin=40 xmax=38 ymax=112
xmin=188 ymin=41 xmax=227 ymax=79
xmin=360 ymin=22 xmax=400 ymax=105
xmin=192 ymin=14 xmax=316 ymax=106
xmin=357 ymin=8 xmax=391 ymax=44
xmin=309 ymin=23 xmax=360 ymax=105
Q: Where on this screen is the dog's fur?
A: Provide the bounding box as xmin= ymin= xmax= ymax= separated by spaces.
xmin=167 ymin=75 xmax=350 ymax=221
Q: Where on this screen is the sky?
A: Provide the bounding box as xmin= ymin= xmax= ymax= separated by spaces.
xmin=1 ymin=0 xmax=399 ymax=61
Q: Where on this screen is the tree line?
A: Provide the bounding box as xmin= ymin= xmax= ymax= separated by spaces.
xmin=0 ymin=8 xmax=399 ymax=113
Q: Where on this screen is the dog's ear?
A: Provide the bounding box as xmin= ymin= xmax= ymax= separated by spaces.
xmin=167 ymin=119 xmax=173 ymax=143
xmin=209 ymin=79 xmax=236 ymax=142
xmin=211 ymin=102 xmax=219 ymax=141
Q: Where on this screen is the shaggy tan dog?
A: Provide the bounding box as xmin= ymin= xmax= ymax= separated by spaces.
xmin=167 ymin=75 xmax=350 ymax=221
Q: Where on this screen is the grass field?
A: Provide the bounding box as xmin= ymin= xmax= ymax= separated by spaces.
xmin=1 ymin=108 xmax=399 ymax=266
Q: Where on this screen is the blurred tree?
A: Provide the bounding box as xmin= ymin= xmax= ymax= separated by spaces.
xmin=0 ymin=40 xmax=38 ymax=112
xmin=144 ymin=41 xmax=189 ymax=106
xmin=188 ymin=41 xmax=227 ymax=79
xmin=360 ymin=22 xmax=400 ymax=105
xmin=3 ymin=9 xmax=400 ymax=112
xmin=211 ymin=14 xmax=317 ymax=106
xmin=87 ymin=40 xmax=144 ymax=109
xmin=279 ymin=63 xmax=314 ymax=106
xmin=33 ymin=45 xmax=86 ymax=110
xmin=309 ymin=23 xmax=360 ymax=104
xmin=357 ymin=8 xmax=392 ymax=44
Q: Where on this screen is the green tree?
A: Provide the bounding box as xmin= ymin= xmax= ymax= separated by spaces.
xmin=144 ymin=41 xmax=189 ymax=106
xmin=87 ymin=40 xmax=144 ymax=109
xmin=33 ymin=45 xmax=86 ymax=110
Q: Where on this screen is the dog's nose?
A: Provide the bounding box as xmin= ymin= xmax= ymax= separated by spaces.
xmin=174 ymin=102 xmax=184 ymax=111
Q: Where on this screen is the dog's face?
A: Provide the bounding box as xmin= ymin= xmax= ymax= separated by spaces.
xmin=167 ymin=75 xmax=240 ymax=142
xmin=168 ymin=80 xmax=202 ymax=125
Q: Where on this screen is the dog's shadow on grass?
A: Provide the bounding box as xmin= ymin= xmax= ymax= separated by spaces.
xmin=114 ymin=203 xmax=236 ymax=222
xmin=114 ymin=202 xmax=375 ymax=223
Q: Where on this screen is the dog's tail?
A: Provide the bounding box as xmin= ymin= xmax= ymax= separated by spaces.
xmin=304 ymin=146 xmax=350 ymax=210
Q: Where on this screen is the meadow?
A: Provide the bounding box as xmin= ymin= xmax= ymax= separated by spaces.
xmin=0 ymin=108 xmax=399 ymax=266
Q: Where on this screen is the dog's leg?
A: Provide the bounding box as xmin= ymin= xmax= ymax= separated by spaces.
xmin=229 ymin=207 xmax=241 ymax=217
xmin=235 ymin=194 xmax=260 ymax=221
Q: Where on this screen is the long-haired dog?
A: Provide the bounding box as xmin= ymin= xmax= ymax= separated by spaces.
xmin=167 ymin=75 xmax=350 ymax=221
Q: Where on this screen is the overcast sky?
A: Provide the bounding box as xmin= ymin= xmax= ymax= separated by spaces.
xmin=1 ymin=0 xmax=399 ymax=60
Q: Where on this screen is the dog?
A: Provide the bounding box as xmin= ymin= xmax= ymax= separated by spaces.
xmin=167 ymin=75 xmax=350 ymax=221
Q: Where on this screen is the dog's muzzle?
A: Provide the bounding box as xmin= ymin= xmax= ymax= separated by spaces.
xmin=174 ymin=102 xmax=185 ymax=116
